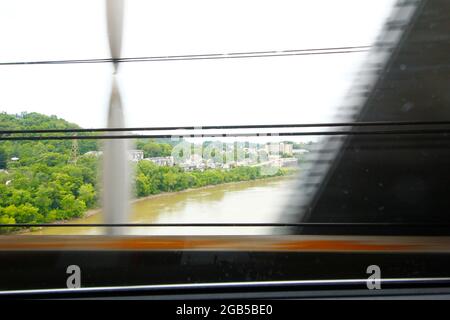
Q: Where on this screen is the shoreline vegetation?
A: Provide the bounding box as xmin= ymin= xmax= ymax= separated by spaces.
xmin=132 ymin=174 xmax=291 ymax=205
xmin=0 ymin=112 xmax=299 ymax=234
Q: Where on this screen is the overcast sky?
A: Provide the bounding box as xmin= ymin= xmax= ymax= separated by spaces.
xmin=0 ymin=0 xmax=396 ymax=130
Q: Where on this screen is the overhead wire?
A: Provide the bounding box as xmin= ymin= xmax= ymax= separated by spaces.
xmin=0 ymin=45 xmax=371 ymax=66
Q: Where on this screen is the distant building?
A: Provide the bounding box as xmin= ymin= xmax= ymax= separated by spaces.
xmin=146 ymin=156 xmax=174 ymax=166
xmin=83 ymin=150 xmax=145 ymax=162
xmin=282 ymin=143 xmax=293 ymax=155
xmin=264 ymin=143 xmax=293 ymax=156
xmin=265 ymin=143 xmax=280 ymax=155
xmin=128 ymin=150 xmax=144 ymax=162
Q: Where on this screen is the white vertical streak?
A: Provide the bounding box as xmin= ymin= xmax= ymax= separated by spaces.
xmin=103 ymin=0 xmax=130 ymax=235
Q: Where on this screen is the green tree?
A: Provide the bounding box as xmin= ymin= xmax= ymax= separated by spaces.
xmin=142 ymin=141 xmax=173 ymax=158
xmin=10 ymin=189 xmax=33 ymax=206
xmin=135 ymin=173 xmax=151 ymax=197
xmin=1 ymin=204 xmax=43 ymax=224
xmin=78 ymin=184 xmax=97 ymax=208
xmin=60 ymin=194 xmax=86 ymax=219
xmin=0 ymin=215 xmax=16 ymax=234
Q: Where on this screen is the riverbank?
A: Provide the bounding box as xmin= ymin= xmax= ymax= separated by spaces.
xmin=28 ymin=175 xmax=295 ymax=236
xmin=67 ymin=168 xmax=297 ymax=220
xmin=133 ymin=174 xmax=291 ymax=204
xmin=17 ymin=173 xmax=296 ymax=234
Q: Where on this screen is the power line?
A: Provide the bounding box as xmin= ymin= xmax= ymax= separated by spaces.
xmin=0 ymin=120 xmax=449 ymax=135
xmin=1 ymin=127 xmax=450 ymax=141
xmin=0 ymin=45 xmax=371 ymax=66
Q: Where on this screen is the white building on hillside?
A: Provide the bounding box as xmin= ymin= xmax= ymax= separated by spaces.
xmin=265 ymin=143 xmax=293 ymax=156
xmin=129 ymin=150 xmax=144 ymax=162
xmin=146 ymin=156 xmax=174 ymax=166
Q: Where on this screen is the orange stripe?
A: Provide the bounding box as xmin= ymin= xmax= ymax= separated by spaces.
xmin=0 ymin=235 xmax=448 ymax=252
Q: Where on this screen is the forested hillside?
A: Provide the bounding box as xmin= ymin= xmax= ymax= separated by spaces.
xmin=0 ymin=112 xmax=99 ymax=229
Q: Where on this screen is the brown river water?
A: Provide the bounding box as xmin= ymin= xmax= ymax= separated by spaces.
xmin=30 ymin=176 xmax=296 ymax=236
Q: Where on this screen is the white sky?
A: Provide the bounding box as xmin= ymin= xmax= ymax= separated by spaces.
xmin=0 ymin=0 xmax=396 ymax=129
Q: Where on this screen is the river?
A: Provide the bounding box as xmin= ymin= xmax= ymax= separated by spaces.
xmin=30 ymin=176 xmax=296 ymax=236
